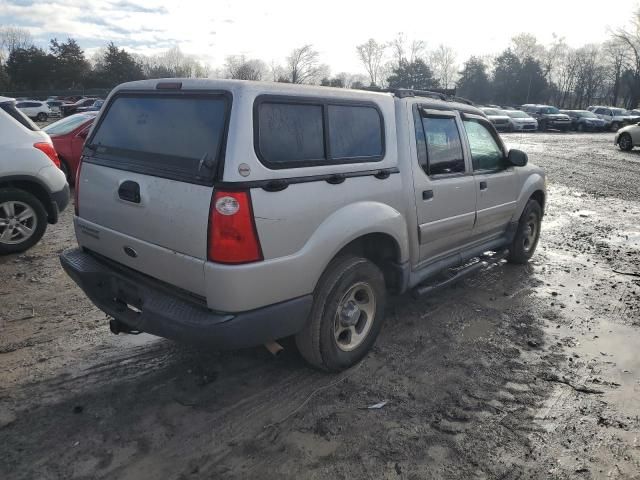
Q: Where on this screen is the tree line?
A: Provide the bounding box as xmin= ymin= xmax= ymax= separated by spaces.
xmin=2 ymin=8 xmax=640 ymax=108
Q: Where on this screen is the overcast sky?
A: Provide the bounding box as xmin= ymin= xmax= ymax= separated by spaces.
xmin=2 ymin=0 xmax=638 ymax=74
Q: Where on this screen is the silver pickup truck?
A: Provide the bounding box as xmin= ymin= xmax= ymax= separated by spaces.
xmin=60 ymin=79 xmax=546 ymax=371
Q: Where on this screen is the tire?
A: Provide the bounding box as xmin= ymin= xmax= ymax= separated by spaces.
xmin=36 ymin=112 xmax=48 ymax=122
xmin=507 ymin=199 xmax=542 ymax=265
xmin=577 ymin=123 xmax=584 ymax=132
xmin=59 ymin=158 xmax=70 ymax=182
xmin=611 ymin=122 xmax=620 ymax=132
xmin=0 ymin=188 xmax=48 ymax=255
xmin=295 ymin=255 xmax=386 ymax=372
xmin=539 ymin=120 xmax=547 ymax=131
xmin=618 ymin=133 xmax=633 ymax=151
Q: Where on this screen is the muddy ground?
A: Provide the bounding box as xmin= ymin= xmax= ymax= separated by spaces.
xmin=1 ymin=132 xmax=640 ymax=479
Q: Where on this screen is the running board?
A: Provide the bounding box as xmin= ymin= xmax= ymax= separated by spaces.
xmin=412 ymin=249 xmax=509 ymax=298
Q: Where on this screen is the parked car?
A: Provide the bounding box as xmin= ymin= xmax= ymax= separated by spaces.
xmin=0 ymin=97 xmax=70 ymax=254
xmin=46 ymin=100 xmax=67 ymax=117
xmin=15 ymin=100 xmax=52 ymax=122
xmin=60 ymin=80 xmax=545 ymax=371
xmin=502 ymin=110 xmax=538 ymax=132
xmin=614 ymin=123 xmax=640 ymax=151
xmin=44 ymin=112 xmax=97 ymax=183
xmin=587 ymin=106 xmax=631 ymax=131
xmin=559 ymin=110 xmax=607 ymax=132
xmin=623 ymin=110 xmax=640 ymax=124
xmin=76 ymin=99 xmax=104 ymax=113
xmin=60 ymin=98 xmax=98 ymax=117
xmin=521 ymin=105 xmax=571 ymax=131
xmin=480 ymin=108 xmax=511 ymax=131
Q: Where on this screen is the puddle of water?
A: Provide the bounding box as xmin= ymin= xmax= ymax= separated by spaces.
xmin=550 ymin=320 xmax=640 ymax=419
xmin=605 ymin=230 xmax=640 ymax=249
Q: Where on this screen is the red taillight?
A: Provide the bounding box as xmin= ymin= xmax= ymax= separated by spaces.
xmin=208 ymin=190 xmax=263 ymax=264
xmin=74 ymin=159 xmax=82 ymax=216
xmin=34 ymin=142 xmax=60 ymax=168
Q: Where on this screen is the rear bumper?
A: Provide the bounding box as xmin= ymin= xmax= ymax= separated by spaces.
xmin=60 ymin=248 xmax=313 ymax=349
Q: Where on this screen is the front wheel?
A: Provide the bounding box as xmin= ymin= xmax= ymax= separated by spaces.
xmin=0 ymin=188 xmax=48 ymax=255
xmin=507 ymin=199 xmax=542 ymax=265
xmin=36 ymin=112 xmax=48 ymax=122
xmin=295 ymin=255 xmax=386 ymax=371
xmin=611 ymin=122 xmax=620 ymax=132
xmin=618 ymin=133 xmax=633 ymax=151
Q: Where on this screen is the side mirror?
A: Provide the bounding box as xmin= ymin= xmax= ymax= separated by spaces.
xmin=508 ymin=149 xmax=528 ymax=167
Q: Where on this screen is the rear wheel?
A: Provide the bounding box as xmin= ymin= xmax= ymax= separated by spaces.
xmin=507 ymin=199 xmax=542 ymax=265
xmin=0 ymin=188 xmax=48 ymax=255
xmin=36 ymin=112 xmax=48 ymax=122
xmin=295 ymin=255 xmax=386 ymax=372
xmin=618 ymin=133 xmax=633 ymax=151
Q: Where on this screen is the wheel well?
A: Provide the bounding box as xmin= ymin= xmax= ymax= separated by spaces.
xmin=531 ymin=190 xmax=545 ymax=215
xmin=334 ymin=233 xmax=403 ymax=293
xmin=0 ymin=180 xmax=54 ymax=222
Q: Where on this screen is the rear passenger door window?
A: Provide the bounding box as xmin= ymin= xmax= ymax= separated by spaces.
xmin=255 ymin=97 xmax=384 ymax=168
xmin=415 ymin=114 xmax=465 ymax=176
xmin=463 ymin=119 xmax=505 ymax=171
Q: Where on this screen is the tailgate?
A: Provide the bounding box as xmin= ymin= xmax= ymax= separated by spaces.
xmin=76 ymin=92 xmax=230 ymax=295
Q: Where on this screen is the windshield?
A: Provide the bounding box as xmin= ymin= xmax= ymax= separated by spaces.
xmin=541 ymin=107 xmax=560 ymax=114
xmin=44 ymin=114 xmax=94 ymax=135
xmin=505 ymin=111 xmax=528 ymax=118
xmin=482 ymin=108 xmax=502 ymax=116
xmin=612 ymin=108 xmax=627 ymax=116
xmin=577 ymin=111 xmax=597 ymax=118
xmin=89 ymin=94 xmax=229 ymax=183
xmin=0 ymin=101 xmax=39 ymax=131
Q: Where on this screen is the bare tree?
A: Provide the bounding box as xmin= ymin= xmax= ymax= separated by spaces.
xmin=511 ymin=33 xmax=545 ymax=61
xmin=604 ymin=40 xmax=628 ymax=105
xmin=613 ymin=9 xmax=640 ymax=107
xmin=0 ymin=26 xmax=32 ymax=64
xmin=225 ymin=55 xmax=266 ymax=80
xmin=285 ymin=44 xmax=322 ymax=84
xmin=430 ymin=44 xmax=457 ymax=89
xmin=356 ymin=39 xmax=386 ymax=86
xmin=390 ymin=33 xmax=425 ymax=68
xmin=137 ymin=46 xmax=210 ymax=78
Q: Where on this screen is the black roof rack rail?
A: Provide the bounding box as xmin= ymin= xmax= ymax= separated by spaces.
xmin=358 ymin=86 xmax=474 ymax=106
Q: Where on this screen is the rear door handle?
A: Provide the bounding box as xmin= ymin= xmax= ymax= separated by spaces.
xmin=423 ymin=190 xmax=434 ymax=200
xmin=118 ymin=181 xmax=141 ymax=203
xmin=479 ymin=181 xmax=488 ymax=191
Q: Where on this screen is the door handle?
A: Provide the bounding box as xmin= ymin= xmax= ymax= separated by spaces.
xmin=479 ymin=181 xmax=488 ymax=191
xmin=422 ymin=190 xmax=434 ymax=200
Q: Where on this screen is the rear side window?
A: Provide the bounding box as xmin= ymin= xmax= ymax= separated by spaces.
xmin=0 ymin=102 xmax=39 ymax=131
xmin=255 ymin=98 xmax=384 ymax=168
xmin=258 ymin=103 xmax=325 ymax=164
xmin=327 ymin=105 xmax=383 ymax=159
xmin=89 ymin=94 xmax=229 ymax=184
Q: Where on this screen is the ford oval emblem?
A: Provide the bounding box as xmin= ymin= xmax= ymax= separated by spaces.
xmin=123 ymin=246 xmax=138 ymax=258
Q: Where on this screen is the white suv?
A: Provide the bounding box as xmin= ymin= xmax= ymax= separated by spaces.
xmin=0 ymin=97 xmax=70 ymax=254
xmin=16 ymin=100 xmax=52 ymax=122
